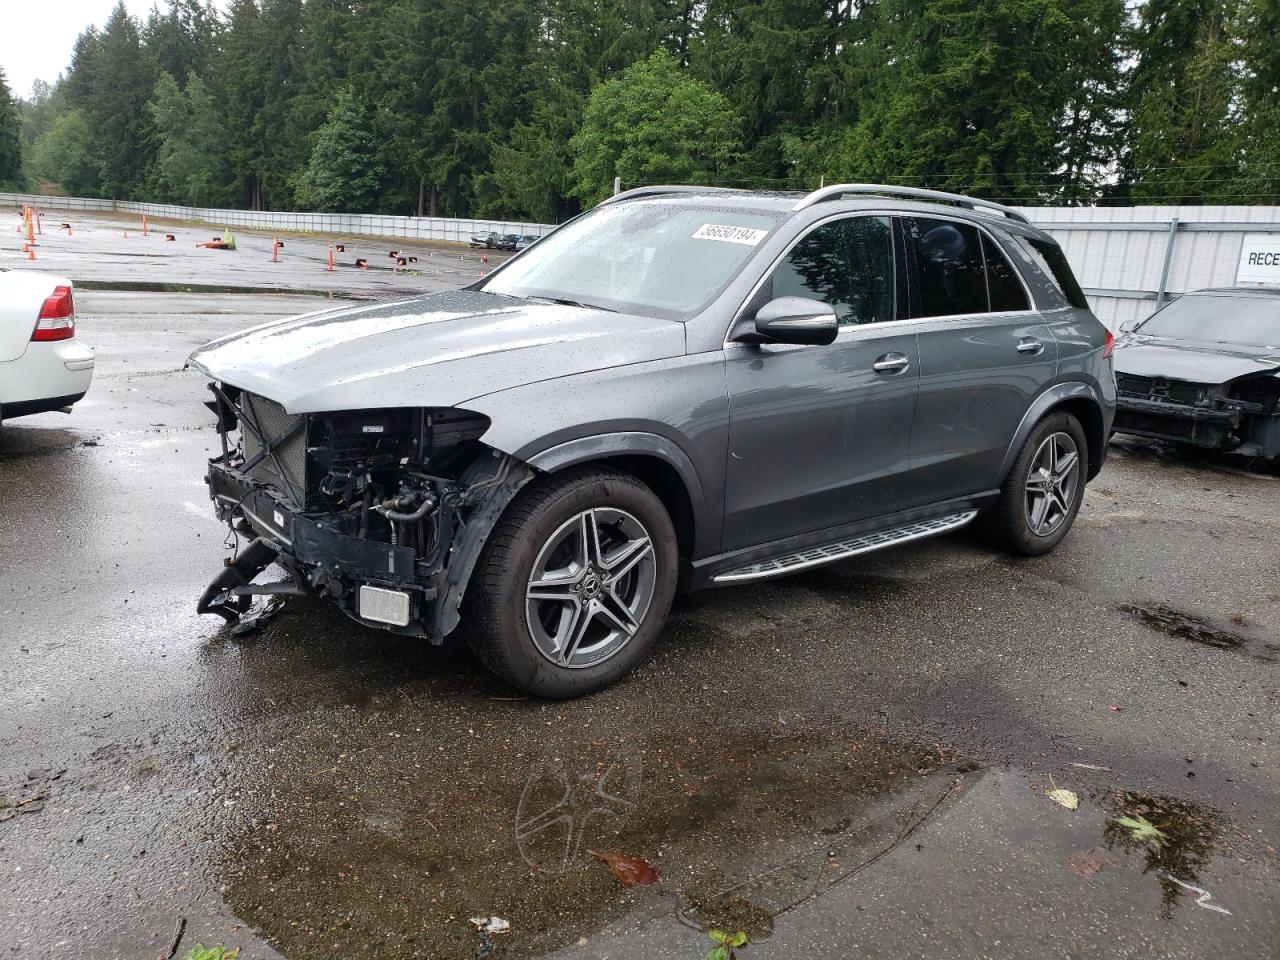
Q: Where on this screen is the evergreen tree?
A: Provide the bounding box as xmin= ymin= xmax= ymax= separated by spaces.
xmin=568 ymin=50 xmax=742 ymax=206
xmin=90 ymin=3 xmax=154 ymax=198
xmin=0 ymin=68 xmax=24 ymax=190
xmin=298 ymin=84 xmax=384 ymax=211
xmin=1123 ymin=0 xmax=1244 ymax=203
xmin=148 ymin=72 xmax=233 ymax=205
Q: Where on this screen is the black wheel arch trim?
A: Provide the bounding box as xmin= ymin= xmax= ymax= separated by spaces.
xmin=999 ymin=380 xmax=1112 ymax=484
xmin=523 ymin=432 xmax=711 ymax=558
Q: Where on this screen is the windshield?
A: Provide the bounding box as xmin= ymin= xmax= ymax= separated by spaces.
xmin=478 ymin=200 xmax=782 ymax=318
xmin=1139 ymin=293 xmax=1280 ymax=348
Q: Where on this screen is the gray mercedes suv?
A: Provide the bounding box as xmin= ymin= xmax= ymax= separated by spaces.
xmin=189 ymin=184 xmax=1116 ymax=697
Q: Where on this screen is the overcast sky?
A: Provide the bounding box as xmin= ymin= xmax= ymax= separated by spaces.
xmin=1 ymin=0 xmax=226 ymax=100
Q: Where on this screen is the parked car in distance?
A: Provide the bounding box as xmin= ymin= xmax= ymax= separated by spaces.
xmin=189 ymin=183 xmax=1114 ymax=698
xmin=469 ymin=231 xmax=500 ymax=249
xmin=496 ymin=234 xmax=521 ymax=251
xmin=515 ymin=235 xmax=540 ymax=251
xmin=1113 ymin=288 xmax=1280 ymax=466
xmin=0 ymin=269 xmax=94 ymax=427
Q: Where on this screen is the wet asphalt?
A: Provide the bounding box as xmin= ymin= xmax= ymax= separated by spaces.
xmin=1 ymin=211 xmax=1278 ymax=959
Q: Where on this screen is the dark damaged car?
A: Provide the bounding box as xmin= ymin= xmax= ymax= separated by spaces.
xmin=188 ymin=184 xmax=1114 ymax=698
xmin=1113 ymin=288 xmax=1280 ymax=466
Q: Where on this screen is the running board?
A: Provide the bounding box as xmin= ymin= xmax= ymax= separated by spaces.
xmin=713 ymin=511 xmax=979 ymax=584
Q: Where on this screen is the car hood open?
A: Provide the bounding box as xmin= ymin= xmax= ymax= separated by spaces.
xmin=187 ymin=289 xmax=686 ymax=413
xmin=1114 ymin=334 xmax=1280 ymax=384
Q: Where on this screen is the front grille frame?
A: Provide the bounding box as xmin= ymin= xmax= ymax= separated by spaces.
xmin=237 ymin=393 xmax=308 ymax=508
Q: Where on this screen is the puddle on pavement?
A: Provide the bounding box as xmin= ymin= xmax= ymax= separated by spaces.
xmin=1103 ymin=790 xmax=1223 ymax=919
xmin=212 ymin=709 xmax=966 ymax=959
xmin=1120 ymin=602 xmax=1280 ymax=662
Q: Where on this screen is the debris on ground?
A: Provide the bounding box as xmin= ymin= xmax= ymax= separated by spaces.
xmin=1066 ymin=847 xmax=1115 ymax=879
xmin=1046 ymin=775 xmax=1079 ymax=810
xmin=595 ymin=850 xmax=660 ymax=887
xmin=166 ymin=916 xmax=187 ymax=958
xmin=1160 ymin=872 xmax=1232 ymax=915
xmin=469 ymin=916 xmax=511 ymax=959
xmin=231 ymin=595 xmax=286 ymax=635
xmin=181 ymin=946 xmax=238 ymax=960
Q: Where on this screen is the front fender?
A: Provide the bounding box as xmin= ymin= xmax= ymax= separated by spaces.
xmin=525 ymin=431 xmax=710 ymax=556
xmin=999 ymin=380 xmax=1110 ymax=482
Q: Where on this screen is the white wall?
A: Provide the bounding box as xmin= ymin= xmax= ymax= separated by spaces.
xmin=1013 ymin=205 xmax=1280 ymax=328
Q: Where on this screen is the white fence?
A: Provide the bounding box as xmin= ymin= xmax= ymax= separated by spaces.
xmin=5 ymin=192 xmax=1277 ymax=328
xmin=1013 ymin=205 xmax=1280 ymax=328
xmin=0 ymin=192 xmax=555 ymax=245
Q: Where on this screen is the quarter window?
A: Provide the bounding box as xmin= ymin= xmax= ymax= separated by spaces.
xmin=904 ymin=217 xmax=988 ymax=317
xmin=983 ymin=234 xmax=1030 ymax=312
xmin=766 ymin=216 xmax=895 ymax=326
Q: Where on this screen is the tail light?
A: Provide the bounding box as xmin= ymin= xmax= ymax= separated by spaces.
xmin=1103 ymin=328 xmax=1115 ymax=359
xmin=31 ymin=285 xmax=75 ymax=342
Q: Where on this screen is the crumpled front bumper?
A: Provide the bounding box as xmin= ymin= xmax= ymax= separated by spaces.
xmin=203 ymin=458 xmax=436 ymax=634
xmin=1113 ymin=395 xmax=1243 ymax=450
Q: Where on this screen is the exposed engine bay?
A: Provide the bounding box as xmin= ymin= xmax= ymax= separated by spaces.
xmin=196 ymin=381 xmax=532 ymax=638
xmin=1113 ymin=371 xmax=1280 ymax=456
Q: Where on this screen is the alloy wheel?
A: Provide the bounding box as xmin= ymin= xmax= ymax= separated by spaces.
xmin=525 ymin=507 xmax=657 ymax=668
xmin=1024 ymin=431 xmax=1081 ymax=537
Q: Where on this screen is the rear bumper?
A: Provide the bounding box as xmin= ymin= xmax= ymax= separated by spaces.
xmin=0 ymin=339 xmax=95 ymax=417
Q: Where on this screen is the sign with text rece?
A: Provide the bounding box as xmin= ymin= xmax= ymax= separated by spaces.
xmin=1236 ymin=234 xmax=1280 ymax=285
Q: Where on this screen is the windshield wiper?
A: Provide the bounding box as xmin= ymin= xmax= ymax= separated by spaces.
xmin=530 ymin=295 xmax=619 ymax=313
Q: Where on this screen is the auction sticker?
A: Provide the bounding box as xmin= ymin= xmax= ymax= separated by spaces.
xmin=692 ymin=223 xmax=769 ymax=245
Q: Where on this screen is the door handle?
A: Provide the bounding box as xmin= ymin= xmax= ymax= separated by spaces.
xmin=873 ymin=353 xmax=910 ymax=374
xmin=1016 ymin=337 xmax=1044 ymax=355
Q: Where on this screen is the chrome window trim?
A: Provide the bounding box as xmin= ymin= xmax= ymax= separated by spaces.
xmin=725 ymin=208 xmax=1040 ymax=348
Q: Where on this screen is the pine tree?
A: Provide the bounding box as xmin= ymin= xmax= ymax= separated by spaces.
xmin=0 ymin=68 xmax=24 ymax=190
xmin=298 ymin=84 xmax=384 ymax=211
xmin=148 ymin=72 xmax=233 ymax=205
xmin=91 ymin=3 xmax=154 ymax=198
xmin=1123 ymin=0 xmax=1244 ymax=203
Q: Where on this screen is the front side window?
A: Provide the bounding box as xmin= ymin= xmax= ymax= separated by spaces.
xmin=765 ymin=216 xmax=895 ymax=326
xmin=479 ymin=201 xmax=781 ymax=318
xmin=904 ymin=217 xmax=988 ymax=317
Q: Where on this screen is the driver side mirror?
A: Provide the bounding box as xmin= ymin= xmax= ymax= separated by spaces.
xmin=737 ymin=296 xmax=838 ymax=346
xmin=1118 ymin=319 xmax=1140 ymax=334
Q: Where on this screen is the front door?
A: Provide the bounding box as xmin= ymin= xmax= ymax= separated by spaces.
xmin=722 ymin=215 xmax=921 ymax=552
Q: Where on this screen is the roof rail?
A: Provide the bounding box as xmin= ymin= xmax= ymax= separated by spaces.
xmin=792 ymin=183 xmax=1029 ymax=223
xmin=597 ymin=185 xmax=732 ymax=206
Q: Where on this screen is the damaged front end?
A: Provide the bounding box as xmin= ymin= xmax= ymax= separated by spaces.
xmin=196 ymin=382 xmax=532 ymax=639
xmin=1113 ymin=372 xmax=1280 ymax=456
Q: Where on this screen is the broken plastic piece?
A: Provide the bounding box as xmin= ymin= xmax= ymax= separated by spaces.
xmin=196 ymin=537 xmax=280 ymax=622
xmin=231 ymin=594 xmax=287 ymax=635
xmin=469 ymin=916 xmax=511 ymax=934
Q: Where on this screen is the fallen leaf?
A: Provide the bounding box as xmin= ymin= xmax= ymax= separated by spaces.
xmin=1113 ymin=814 xmax=1166 ymax=847
xmin=1047 ymin=788 xmax=1079 ymax=810
xmin=595 ymin=851 xmax=660 ymax=887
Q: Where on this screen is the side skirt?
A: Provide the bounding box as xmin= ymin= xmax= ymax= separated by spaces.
xmin=684 ymin=492 xmax=997 ymax=590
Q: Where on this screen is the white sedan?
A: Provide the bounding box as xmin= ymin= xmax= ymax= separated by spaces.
xmin=0 ymin=269 xmax=94 ymax=425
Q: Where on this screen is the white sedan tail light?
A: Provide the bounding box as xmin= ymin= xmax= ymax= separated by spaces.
xmin=32 ymin=285 xmax=75 ymax=342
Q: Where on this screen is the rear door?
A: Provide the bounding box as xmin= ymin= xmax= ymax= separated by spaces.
xmin=902 ymin=217 xmax=1057 ymax=504
xmin=721 ymin=214 xmax=920 ymax=551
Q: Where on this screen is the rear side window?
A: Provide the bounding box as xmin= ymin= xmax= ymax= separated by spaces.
xmin=983 ymin=234 xmax=1030 ymax=312
xmin=1016 ymin=236 xmax=1089 ymax=309
xmin=904 ymin=218 xmax=988 ymax=317
xmin=767 ymin=215 xmax=895 ymax=326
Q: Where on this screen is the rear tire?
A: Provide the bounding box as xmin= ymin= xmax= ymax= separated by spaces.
xmin=463 ymin=466 xmax=678 ymax=698
xmin=980 ymin=412 xmax=1089 ymax=556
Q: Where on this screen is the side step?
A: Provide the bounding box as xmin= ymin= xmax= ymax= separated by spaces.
xmin=714 ymin=511 xmax=979 ymax=584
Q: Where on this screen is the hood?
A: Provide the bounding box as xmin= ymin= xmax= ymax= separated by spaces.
xmin=1114 ymin=334 xmax=1280 ymax=384
xmin=187 ymin=290 xmax=686 ymax=413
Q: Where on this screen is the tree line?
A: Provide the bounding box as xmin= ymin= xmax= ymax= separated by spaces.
xmin=1 ymin=0 xmax=1277 ymax=221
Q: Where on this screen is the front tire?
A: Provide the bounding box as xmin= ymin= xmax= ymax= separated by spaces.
xmin=464 ymin=466 xmax=678 ymax=698
xmin=981 ymin=412 xmax=1089 ymax=556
